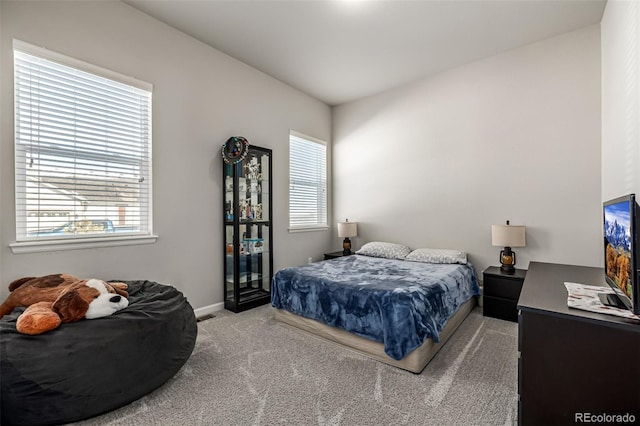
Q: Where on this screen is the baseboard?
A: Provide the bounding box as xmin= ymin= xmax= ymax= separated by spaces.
xmin=194 ymin=302 xmax=225 ymax=319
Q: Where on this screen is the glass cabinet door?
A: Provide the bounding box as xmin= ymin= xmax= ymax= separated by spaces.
xmin=222 ymin=142 xmax=272 ymax=312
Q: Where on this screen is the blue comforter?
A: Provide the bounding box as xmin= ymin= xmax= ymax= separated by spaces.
xmin=271 ymin=255 xmax=480 ymax=360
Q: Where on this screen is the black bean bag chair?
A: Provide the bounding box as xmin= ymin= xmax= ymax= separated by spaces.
xmin=0 ymin=280 xmax=197 ymax=426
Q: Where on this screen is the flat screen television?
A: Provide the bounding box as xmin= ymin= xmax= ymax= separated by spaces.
xmin=602 ymin=193 xmax=640 ymax=315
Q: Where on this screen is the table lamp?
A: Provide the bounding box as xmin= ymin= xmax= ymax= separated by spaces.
xmin=491 ymin=220 xmax=526 ymax=274
xmin=337 ymin=219 xmax=358 ymax=255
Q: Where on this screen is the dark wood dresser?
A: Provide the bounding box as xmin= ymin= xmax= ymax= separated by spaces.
xmin=517 ymin=261 xmax=640 ymax=425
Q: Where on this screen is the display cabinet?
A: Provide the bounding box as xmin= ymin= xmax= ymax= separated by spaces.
xmin=222 ymin=139 xmax=273 ymax=312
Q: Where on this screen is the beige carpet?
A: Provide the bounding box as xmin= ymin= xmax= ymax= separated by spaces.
xmin=72 ymin=305 xmax=518 ymax=426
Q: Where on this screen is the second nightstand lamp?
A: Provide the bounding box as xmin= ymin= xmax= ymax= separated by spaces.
xmin=337 ymin=219 xmax=358 ymax=255
xmin=491 ymin=220 xmax=526 ymax=274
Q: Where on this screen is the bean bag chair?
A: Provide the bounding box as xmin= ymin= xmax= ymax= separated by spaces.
xmin=0 ymin=280 xmax=197 ymax=426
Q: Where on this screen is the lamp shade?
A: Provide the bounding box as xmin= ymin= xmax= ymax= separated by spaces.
xmin=491 ymin=225 xmax=526 ymax=247
xmin=337 ymin=221 xmax=358 ymax=238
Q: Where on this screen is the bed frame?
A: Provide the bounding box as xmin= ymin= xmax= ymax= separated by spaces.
xmin=274 ymin=297 xmax=476 ymax=374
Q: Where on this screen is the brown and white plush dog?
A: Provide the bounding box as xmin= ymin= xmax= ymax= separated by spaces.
xmin=0 ymin=274 xmax=129 ymax=335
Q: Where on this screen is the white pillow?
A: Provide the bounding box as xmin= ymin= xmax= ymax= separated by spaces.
xmin=356 ymin=242 xmax=411 ymax=260
xmin=405 ymin=248 xmax=467 ymax=264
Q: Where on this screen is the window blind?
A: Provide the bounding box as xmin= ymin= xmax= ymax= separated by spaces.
xmin=289 ymin=131 xmax=327 ymax=229
xmin=13 ymin=41 xmax=153 ymax=241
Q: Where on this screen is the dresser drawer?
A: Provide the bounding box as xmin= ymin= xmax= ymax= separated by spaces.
xmin=483 ymin=275 xmax=523 ymax=300
xmin=483 ymin=295 xmax=518 ymax=322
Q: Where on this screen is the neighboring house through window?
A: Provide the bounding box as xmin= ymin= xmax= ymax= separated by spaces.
xmin=12 ymin=40 xmax=155 ymax=252
xmin=288 ymin=130 xmax=328 ymax=231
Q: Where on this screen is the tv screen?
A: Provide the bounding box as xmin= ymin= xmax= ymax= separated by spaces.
xmin=602 ymin=194 xmax=639 ymax=314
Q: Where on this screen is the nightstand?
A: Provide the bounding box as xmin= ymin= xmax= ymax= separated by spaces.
xmin=482 ymin=266 xmax=526 ymax=322
xmin=323 ymin=251 xmax=353 ymax=260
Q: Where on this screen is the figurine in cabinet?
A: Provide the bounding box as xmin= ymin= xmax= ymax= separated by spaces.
xmin=245 ymin=156 xmax=260 ymax=180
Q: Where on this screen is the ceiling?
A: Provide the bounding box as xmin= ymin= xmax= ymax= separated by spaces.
xmin=125 ymin=0 xmax=607 ymax=106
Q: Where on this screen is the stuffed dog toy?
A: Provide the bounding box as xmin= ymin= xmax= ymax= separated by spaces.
xmin=0 ymin=274 xmax=129 ymax=335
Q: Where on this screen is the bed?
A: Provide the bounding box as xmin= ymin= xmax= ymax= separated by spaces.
xmin=271 ymin=243 xmax=480 ymax=373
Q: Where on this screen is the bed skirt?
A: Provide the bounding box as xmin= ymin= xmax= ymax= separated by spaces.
xmin=274 ymin=297 xmax=476 ymax=374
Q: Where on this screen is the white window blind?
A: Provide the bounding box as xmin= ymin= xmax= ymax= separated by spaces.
xmin=13 ymin=41 xmax=153 ymax=242
xmin=289 ymin=131 xmax=327 ymax=230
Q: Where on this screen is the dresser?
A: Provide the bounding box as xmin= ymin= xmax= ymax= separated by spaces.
xmin=517 ymin=262 xmax=640 ymax=425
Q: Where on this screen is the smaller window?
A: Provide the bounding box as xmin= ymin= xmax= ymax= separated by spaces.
xmin=289 ymin=131 xmax=328 ymax=231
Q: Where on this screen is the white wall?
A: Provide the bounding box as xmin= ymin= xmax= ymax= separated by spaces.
xmin=0 ymin=1 xmax=332 ymax=309
xmin=332 ymin=25 xmax=602 ymax=275
xmin=601 ymin=0 xmax=640 ymax=201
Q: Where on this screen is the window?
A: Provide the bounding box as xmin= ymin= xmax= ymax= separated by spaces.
xmin=289 ymin=131 xmax=328 ymax=230
xmin=12 ymin=40 xmax=154 ymax=252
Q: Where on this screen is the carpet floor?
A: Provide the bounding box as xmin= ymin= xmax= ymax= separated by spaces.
xmin=71 ymin=305 xmax=518 ymax=426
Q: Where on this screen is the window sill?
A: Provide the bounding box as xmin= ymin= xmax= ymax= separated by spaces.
xmin=10 ymin=234 xmax=159 ymax=254
xmin=288 ymin=226 xmax=330 ymax=233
